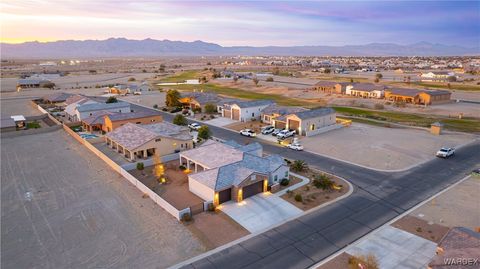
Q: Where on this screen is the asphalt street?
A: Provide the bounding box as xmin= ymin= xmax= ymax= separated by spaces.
xmin=156 ymin=110 xmax=480 ymax=269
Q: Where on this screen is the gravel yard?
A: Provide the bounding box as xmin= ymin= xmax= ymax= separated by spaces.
xmin=300 ymin=123 xmax=476 ymax=170
xmin=1 ymin=130 xmax=206 ymax=269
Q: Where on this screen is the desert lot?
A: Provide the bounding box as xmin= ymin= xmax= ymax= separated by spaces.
xmin=300 ymin=123 xmax=477 ymax=170
xmin=1 ymin=130 xmax=206 ymax=269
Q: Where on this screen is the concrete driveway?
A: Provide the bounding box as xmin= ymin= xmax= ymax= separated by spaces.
xmin=219 ymin=192 xmax=302 ymax=233
xmin=203 ymin=117 xmax=237 ymax=127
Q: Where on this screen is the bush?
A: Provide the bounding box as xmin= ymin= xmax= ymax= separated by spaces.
xmin=153 ymin=104 xmax=159 ymax=109
xmin=294 ymin=194 xmax=303 ymax=202
xmin=161 ymin=107 xmax=168 ymax=111
xmin=291 ymin=160 xmax=308 ymax=172
xmin=280 ymin=178 xmax=290 ymax=186
xmin=266 ymin=77 xmax=274 ymax=82
xmin=204 ymin=103 xmax=217 ymax=114
xmin=313 ymin=174 xmax=335 ymax=191
xmin=348 ymin=254 xmax=379 ymax=269
xmin=173 ymin=114 xmax=187 ymax=125
xmin=181 ymin=213 xmax=192 ymax=222
xmin=128 ymin=77 xmax=136 ymax=81
xmin=136 ymin=162 xmax=144 ymax=170
xmin=106 ymin=96 xmax=118 ymax=103
xmin=207 ymin=203 xmax=215 ymax=211
xmin=374 ymin=104 xmax=384 ymax=110
xmin=198 ymin=126 xmax=211 ymax=140
xmin=179 ymin=165 xmax=186 ymax=171
xmin=210 ymin=114 xmax=215 ymax=119
xmin=192 ymin=107 xmax=202 ymax=113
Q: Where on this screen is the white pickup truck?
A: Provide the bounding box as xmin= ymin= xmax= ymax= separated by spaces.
xmin=436 ymin=147 xmax=455 ymax=158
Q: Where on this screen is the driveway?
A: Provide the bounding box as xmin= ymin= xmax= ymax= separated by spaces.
xmin=203 ymin=117 xmax=238 ymax=127
xmin=219 ymin=192 xmax=302 ymax=233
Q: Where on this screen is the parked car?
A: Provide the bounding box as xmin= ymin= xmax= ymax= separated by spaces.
xmin=287 ymin=143 xmax=304 ymax=151
xmin=277 ymin=129 xmax=295 ymax=139
xmin=188 ymin=122 xmax=201 ymax=131
xmin=240 ymin=129 xmax=256 ymax=137
xmin=271 ymin=128 xmax=282 ymax=136
xmin=436 ymin=147 xmax=455 ymax=158
xmin=261 ymin=125 xmax=275 ymax=135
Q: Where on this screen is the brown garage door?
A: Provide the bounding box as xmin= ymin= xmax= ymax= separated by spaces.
xmin=288 ymin=119 xmax=300 ymax=133
xmin=219 ymin=188 xmax=231 ymax=204
xmin=275 ymin=121 xmax=286 ymax=129
xmin=232 ymin=109 xmax=240 ymax=120
xmin=224 ymin=109 xmax=231 ymax=118
xmin=243 ymin=181 xmax=263 ymax=199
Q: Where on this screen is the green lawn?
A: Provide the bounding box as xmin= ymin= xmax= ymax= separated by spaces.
xmin=333 ymin=106 xmax=480 ymax=133
xmin=159 ymin=70 xmax=202 ymax=83
xmin=169 ymin=83 xmax=316 ymax=107
xmin=26 ymin=121 xmax=41 ymax=129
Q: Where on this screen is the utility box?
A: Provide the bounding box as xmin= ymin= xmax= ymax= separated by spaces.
xmin=431 ymin=122 xmax=443 ymax=135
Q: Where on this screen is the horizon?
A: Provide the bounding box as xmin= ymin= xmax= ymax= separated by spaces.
xmin=1 ymin=1 xmax=479 ymax=47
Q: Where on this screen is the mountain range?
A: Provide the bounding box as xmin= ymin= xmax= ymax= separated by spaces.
xmin=1 ymin=38 xmax=477 ymax=59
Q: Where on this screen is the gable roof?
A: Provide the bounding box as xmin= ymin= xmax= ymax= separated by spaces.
xmin=43 ymin=92 xmax=74 ymax=103
xmin=82 ymin=111 xmax=117 ymax=125
xmin=106 ymin=110 xmax=162 ymax=122
xmin=290 ymin=107 xmax=336 ymax=120
xmin=76 ymin=101 xmax=130 ymax=112
xmin=350 ymin=83 xmax=387 ymax=91
xmin=387 ymin=88 xmax=422 ymax=97
xmin=181 ymin=92 xmax=221 ymax=105
xmin=106 ymin=122 xmax=191 ymax=150
xmin=262 ymin=104 xmax=308 ymax=116
xmin=232 ymin=99 xmax=274 ymax=108
xmin=315 ymin=81 xmax=338 ymax=87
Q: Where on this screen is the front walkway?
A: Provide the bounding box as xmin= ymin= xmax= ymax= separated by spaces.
xmin=219 ymin=192 xmax=302 ymax=233
xmin=273 ymin=172 xmax=310 ymax=196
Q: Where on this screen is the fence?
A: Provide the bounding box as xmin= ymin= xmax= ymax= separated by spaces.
xmin=63 ymin=124 xmax=187 ymax=221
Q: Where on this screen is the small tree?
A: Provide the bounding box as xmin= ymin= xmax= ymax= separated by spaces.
xmin=375 ymin=73 xmax=383 ymax=80
xmin=313 ymin=174 xmax=335 ymax=191
xmin=128 ymin=77 xmax=136 ymax=81
xmin=106 ymin=96 xmax=118 ymax=103
xmin=173 ymin=114 xmax=187 ymax=126
xmin=266 ymin=77 xmax=274 ymax=82
xmin=204 ymin=103 xmax=217 ymax=114
xmin=253 ymin=77 xmax=259 ymax=86
xmin=166 ymin=89 xmax=181 ymax=107
xmin=272 ymin=67 xmax=280 ymax=75
xmin=233 ymin=76 xmax=239 ymax=83
xmin=291 ymin=160 xmax=308 ymax=172
xmin=198 ymin=126 xmax=211 ymax=140
xmin=324 ymin=68 xmax=331 ymax=74
xmin=136 ymin=162 xmax=144 ymax=170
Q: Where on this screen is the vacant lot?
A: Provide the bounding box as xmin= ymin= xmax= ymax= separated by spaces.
xmin=300 ymin=123 xmax=475 ymax=170
xmin=1 ymin=131 xmax=206 ymax=269
xmin=1 ymin=97 xmax=44 ymax=117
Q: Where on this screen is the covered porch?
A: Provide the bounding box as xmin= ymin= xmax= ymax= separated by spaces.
xmin=105 ymin=137 xmax=157 ymax=162
xmin=178 ymin=154 xmax=207 ymax=173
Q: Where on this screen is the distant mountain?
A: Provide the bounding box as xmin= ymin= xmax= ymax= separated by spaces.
xmin=1 ymin=38 xmax=477 ymax=58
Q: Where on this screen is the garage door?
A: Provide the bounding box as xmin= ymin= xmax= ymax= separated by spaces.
xmin=224 ymin=110 xmax=231 ymax=118
xmin=274 ymin=121 xmax=286 ymax=129
xmin=288 ymin=119 xmax=300 ymax=133
xmin=219 ymin=188 xmax=231 ymax=204
xmin=243 ymin=181 xmax=263 ymax=199
xmin=232 ymin=109 xmax=240 ymax=120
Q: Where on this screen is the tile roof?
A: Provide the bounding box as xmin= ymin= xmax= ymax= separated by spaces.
xmin=76 ymin=101 xmax=130 ymax=112
xmin=106 ymin=122 xmax=191 ymax=151
xmin=180 ymin=140 xmax=245 ymax=169
xmin=82 ymin=111 xmax=117 ymax=125
xmin=43 ymin=92 xmax=74 ymax=102
xmin=106 ymin=110 xmax=162 ymax=121
xmin=233 ymin=99 xmax=274 ymax=108
xmin=351 ymin=83 xmax=387 ymax=91
xmin=65 ymin=95 xmax=89 ymax=105
xmin=290 ymin=107 xmax=336 ymax=120
xmin=262 ymin=104 xmax=308 ymax=116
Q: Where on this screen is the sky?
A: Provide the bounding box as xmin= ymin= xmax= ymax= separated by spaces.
xmin=0 ymin=0 xmax=479 ymax=47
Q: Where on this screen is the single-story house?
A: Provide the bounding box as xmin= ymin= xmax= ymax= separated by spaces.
xmin=315 ymin=81 xmax=349 ymax=94
xmin=283 ymin=108 xmax=337 ymax=136
xmin=221 ymin=100 xmax=274 ymax=122
xmin=42 ymin=92 xmax=75 ymax=104
xmin=105 ymin=122 xmax=193 ymax=161
xmin=81 ymin=111 xmax=117 ymax=133
xmin=74 ymin=101 xmax=131 ymax=122
xmin=261 ymin=104 xmax=308 ymax=125
xmin=179 ymin=92 xmax=221 ymax=112
xmin=17 ymin=78 xmax=52 ymax=89
xmin=102 ymin=110 xmax=163 ymax=132
xmin=180 ymin=140 xmax=288 ymax=206
xmin=65 ymin=96 xmax=98 ymax=121
xmin=421 ymin=71 xmax=455 ymax=81
xmin=385 ymin=88 xmax=451 ymax=105
xmin=345 ymin=83 xmax=387 ymax=99
xmin=0 ymin=118 xmax=17 ymax=132
xmin=428 ymin=227 xmax=480 ymax=269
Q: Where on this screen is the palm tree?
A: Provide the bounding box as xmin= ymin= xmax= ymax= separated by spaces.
xmin=290 ymin=160 xmax=308 ymax=172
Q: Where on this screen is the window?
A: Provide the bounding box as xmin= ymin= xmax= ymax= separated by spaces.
xmin=151 ymin=119 xmax=155 ymax=122
xmin=155 ymin=138 xmax=161 ymax=142
xmin=251 ymin=174 xmax=256 ymax=181
xmin=285 ymin=171 xmax=289 ymax=177
xmin=136 ymin=122 xmax=141 ymax=124
xmin=274 ymin=175 xmax=278 ymax=182
xmin=252 ymin=112 xmax=254 ymax=117
xmin=310 ymin=124 xmax=315 ymax=131
xmin=181 ymin=144 xmax=183 ymax=148
xmin=89 ymin=113 xmax=92 ymax=116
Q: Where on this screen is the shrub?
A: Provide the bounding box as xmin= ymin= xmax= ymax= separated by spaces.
xmin=128 ymin=77 xmax=136 ymax=81
xmin=209 ymin=114 xmax=215 ymax=119
xmin=198 ymin=126 xmax=211 ymax=140
xmin=204 ymin=103 xmax=217 ymax=114
xmin=173 ymin=114 xmax=187 ymax=125
xmin=416 ymin=227 xmax=423 ymax=233
xmin=294 ymin=194 xmax=303 ymax=202
xmin=106 ymin=96 xmax=118 ymax=103
xmin=313 ymin=174 xmax=335 ymax=191
xmin=291 ymin=160 xmax=308 ymax=172
xmin=207 ymin=203 xmax=215 ymax=211
xmin=266 ymin=77 xmax=274 ymax=82
xmin=153 ymin=104 xmax=159 ymax=109
xmin=136 ymin=162 xmax=144 ymax=170
xmin=161 ymin=107 xmax=168 ymax=111
xmin=348 ymin=254 xmax=379 ymax=269
xmin=192 ymin=107 xmax=202 ymax=113
xmin=280 ymin=178 xmax=290 ymax=186
xmin=374 ymin=104 xmax=384 ymax=110
xmin=179 ymin=165 xmax=186 ymax=171
xmin=181 ymin=213 xmax=192 ymax=222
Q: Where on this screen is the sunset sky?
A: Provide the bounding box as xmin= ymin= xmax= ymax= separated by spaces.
xmin=1 ymin=0 xmax=478 ymax=47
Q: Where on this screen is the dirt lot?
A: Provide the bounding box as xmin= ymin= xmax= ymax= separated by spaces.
xmin=1 ymin=130 xmax=206 ymax=269
xmin=129 ymin=160 xmax=204 ymax=210
xmin=186 ymin=211 xmax=249 ymax=249
xmin=1 ymin=97 xmax=44 ymax=117
xmin=281 ymin=171 xmax=349 ymax=211
xmin=392 ymin=216 xmax=450 ymax=243
xmin=300 ymin=123 xmax=476 ymax=170
xmin=119 ymin=90 xmax=166 ymax=109
xmin=408 ymin=175 xmax=480 ymax=231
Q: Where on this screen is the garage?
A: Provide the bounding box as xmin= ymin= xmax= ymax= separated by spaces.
xmin=243 ymin=181 xmax=263 ymax=199
xmin=274 ymin=120 xmax=286 ymax=129
xmin=288 ymin=119 xmax=300 ymax=134
xmin=232 ymin=109 xmax=240 ymax=120
xmin=224 ymin=110 xmax=231 ymax=118
xmin=218 ymin=188 xmax=231 ymax=204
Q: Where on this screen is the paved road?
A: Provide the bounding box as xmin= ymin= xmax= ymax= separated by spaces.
xmin=151 ymin=110 xmax=480 ymax=269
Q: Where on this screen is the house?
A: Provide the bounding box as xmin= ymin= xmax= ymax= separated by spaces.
xmin=64 ymin=96 xmax=98 ymax=121
xmin=17 ymin=78 xmax=52 ymax=90
xmin=102 ymin=110 xmax=163 ymax=132
xmin=428 ymin=227 xmax=480 ymax=269
xmin=385 ymin=88 xmax=451 ymax=105
xmin=315 ymin=81 xmax=348 ymax=94
xmin=42 ymin=92 xmax=75 ymax=104
xmin=105 ymin=122 xmax=193 ymax=161
xmin=345 ymin=83 xmax=386 ymax=99
xmin=0 ymin=118 xmax=17 ymax=132
xmin=179 ymin=92 xmax=222 ymax=112
xmin=180 ymin=140 xmax=289 ymax=206
xmin=81 ymin=111 xmax=117 ymax=133
xmin=261 ymin=104 xmax=308 ymax=125
xmin=10 ymin=115 xmax=26 ymax=128
xmin=73 ymin=101 xmax=131 ymax=122
xmin=221 ymin=100 xmax=274 ymax=122
xmin=421 ymin=71 xmax=455 ymax=81
xmin=107 ymin=84 xmax=148 ymax=95
xmin=283 ymin=108 xmax=337 ymax=136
